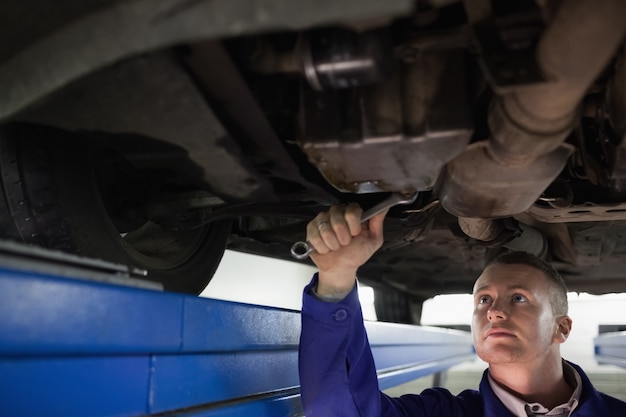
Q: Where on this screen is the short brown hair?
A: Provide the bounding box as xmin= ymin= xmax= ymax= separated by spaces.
xmin=486 ymin=251 xmax=568 ymax=315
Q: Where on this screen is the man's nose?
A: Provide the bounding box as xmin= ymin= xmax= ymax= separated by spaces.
xmin=487 ymin=299 xmax=507 ymax=321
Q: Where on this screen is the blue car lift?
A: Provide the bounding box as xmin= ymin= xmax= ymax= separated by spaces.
xmin=0 ymin=241 xmax=475 ymax=417
xmin=595 ymin=332 xmax=626 ymax=369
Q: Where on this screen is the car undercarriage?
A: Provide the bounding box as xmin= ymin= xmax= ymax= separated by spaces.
xmin=1 ymin=0 xmax=625 ymax=323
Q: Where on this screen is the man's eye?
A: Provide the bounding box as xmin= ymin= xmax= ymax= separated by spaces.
xmin=513 ymin=294 xmax=527 ymax=303
xmin=479 ymin=295 xmax=491 ymax=304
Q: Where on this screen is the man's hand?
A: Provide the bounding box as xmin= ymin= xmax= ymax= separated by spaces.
xmin=306 ymin=203 xmax=387 ymax=296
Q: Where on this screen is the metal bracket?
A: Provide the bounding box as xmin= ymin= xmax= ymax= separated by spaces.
xmin=464 ymin=0 xmax=547 ymax=92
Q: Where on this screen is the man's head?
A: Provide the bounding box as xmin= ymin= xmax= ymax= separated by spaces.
xmin=485 ymin=251 xmax=569 ymax=316
xmin=471 ymin=251 xmax=572 ymax=366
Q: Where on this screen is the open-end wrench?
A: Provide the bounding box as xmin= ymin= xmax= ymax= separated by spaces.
xmin=290 ymin=192 xmax=418 ymax=260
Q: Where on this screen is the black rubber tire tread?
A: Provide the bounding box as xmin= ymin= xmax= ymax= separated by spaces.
xmin=0 ymin=124 xmax=231 ymax=294
xmin=0 ymin=124 xmax=76 ymax=251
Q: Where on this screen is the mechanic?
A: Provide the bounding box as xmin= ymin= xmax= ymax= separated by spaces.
xmin=298 ymin=204 xmax=626 ymax=417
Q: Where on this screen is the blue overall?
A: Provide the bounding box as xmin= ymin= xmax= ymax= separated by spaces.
xmin=299 ymin=275 xmax=626 ymax=417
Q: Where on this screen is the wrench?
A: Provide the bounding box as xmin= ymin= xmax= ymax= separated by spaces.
xmin=290 ymin=192 xmax=418 ymax=260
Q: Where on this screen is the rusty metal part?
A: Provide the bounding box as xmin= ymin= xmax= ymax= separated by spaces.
xmin=290 ymin=192 xmax=418 ymax=260
xmin=568 ymin=222 xmax=619 ymax=266
xmin=439 ymin=141 xmax=573 ymax=218
xmin=299 ymin=28 xmax=393 ymax=91
xmin=241 ymin=40 xmax=301 ymax=75
xmin=403 ymin=199 xmax=440 ymax=214
xmin=514 ymin=213 xmax=578 ymax=264
xmin=503 ymin=223 xmax=548 ymax=258
xmin=397 ymin=28 xmax=470 ymax=58
xmin=458 ymin=216 xmax=547 ymax=257
xmin=299 ymin=49 xmax=473 ymax=194
xmin=538 ymin=179 xmax=574 ymax=209
xmin=456 ymin=217 xmax=521 ymax=247
xmin=465 ymin=0 xmax=547 ymax=92
xmin=439 ymin=0 xmax=626 ymax=219
xmin=487 ymin=98 xmax=576 ymax=167
xmin=528 ymin=201 xmax=626 ymax=223
xmin=458 ymin=217 xmax=503 ymax=242
xmin=489 ymin=0 xmax=626 ymax=166
xmin=571 ymin=96 xmax=626 ymax=189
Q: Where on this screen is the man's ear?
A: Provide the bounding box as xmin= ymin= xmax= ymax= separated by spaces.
xmin=554 ymin=315 xmax=573 ymax=343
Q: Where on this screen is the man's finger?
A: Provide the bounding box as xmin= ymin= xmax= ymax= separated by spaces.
xmin=315 ymin=208 xmax=340 ymax=250
xmin=307 ymin=214 xmax=331 ymax=254
xmin=344 ymin=203 xmax=363 ymax=237
xmin=329 ymin=205 xmax=354 ymax=246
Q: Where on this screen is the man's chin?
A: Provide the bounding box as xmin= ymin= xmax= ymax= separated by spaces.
xmin=476 ymin=345 xmax=523 ymax=365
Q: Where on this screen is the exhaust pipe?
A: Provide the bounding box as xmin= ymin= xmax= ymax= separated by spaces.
xmin=438 ymin=0 xmax=626 ymax=242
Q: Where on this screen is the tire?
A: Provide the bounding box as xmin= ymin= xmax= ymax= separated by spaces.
xmin=374 ymin=287 xmax=425 ymax=324
xmin=0 ymin=123 xmax=231 ymax=294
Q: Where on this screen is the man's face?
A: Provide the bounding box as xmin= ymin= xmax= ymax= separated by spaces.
xmin=471 ymin=263 xmax=570 ymax=365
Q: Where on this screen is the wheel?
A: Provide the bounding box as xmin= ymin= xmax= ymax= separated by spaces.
xmin=0 ymin=123 xmax=231 ymax=294
xmin=374 ymin=286 xmax=425 ymax=324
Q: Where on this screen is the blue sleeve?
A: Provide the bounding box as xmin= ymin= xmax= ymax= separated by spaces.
xmin=298 ymin=274 xmax=479 ymax=417
xmin=299 ymin=273 xmax=383 ymax=417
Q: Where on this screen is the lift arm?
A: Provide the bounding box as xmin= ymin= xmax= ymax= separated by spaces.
xmin=595 ymin=332 xmax=626 ymax=369
xmin=0 ymin=242 xmax=475 ymax=417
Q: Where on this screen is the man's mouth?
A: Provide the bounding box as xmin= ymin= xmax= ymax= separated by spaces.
xmin=485 ymin=328 xmax=515 ymax=339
